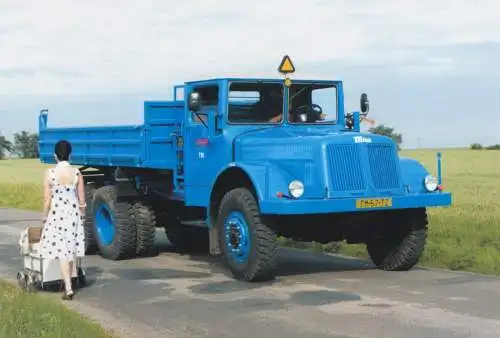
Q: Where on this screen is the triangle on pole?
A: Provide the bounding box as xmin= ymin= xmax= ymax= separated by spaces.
xmin=278 ymin=55 xmax=295 ymax=74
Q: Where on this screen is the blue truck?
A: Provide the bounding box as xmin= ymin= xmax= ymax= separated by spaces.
xmin=38 ymin=56 xmax=452 ymax=282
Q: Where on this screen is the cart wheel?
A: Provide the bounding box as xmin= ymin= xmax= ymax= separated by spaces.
xmin=77 ymin=267 xmax=87 ymax=288
xmin=26 ymin=273 xmax=37 ymax=293
xmin=17 ymin=271 xmax=27 ymax=290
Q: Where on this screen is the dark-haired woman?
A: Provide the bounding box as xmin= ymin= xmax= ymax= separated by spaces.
xmin=39 ymin=140 xmax=86 ymax=300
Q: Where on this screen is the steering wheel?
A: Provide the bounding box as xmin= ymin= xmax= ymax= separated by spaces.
xmin=294 ymin=104 xmax=323 ymax=122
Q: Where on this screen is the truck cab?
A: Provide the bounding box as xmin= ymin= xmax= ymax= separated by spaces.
xmin=182 ymin=78 xmax=350 ymax=206
xmin=38 ymin=56 xmax=452 ymax=282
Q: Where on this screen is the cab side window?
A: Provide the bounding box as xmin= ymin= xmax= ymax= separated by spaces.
xmin=190 ymin=85 xmax=219 ymax=124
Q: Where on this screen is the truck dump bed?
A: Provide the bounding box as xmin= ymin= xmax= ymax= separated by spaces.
xmin=38 ymin=101 xmax=184 ymax=170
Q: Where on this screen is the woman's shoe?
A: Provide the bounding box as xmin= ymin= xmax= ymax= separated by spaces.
xmin=62 ymin=290 xmax=74 ymax=300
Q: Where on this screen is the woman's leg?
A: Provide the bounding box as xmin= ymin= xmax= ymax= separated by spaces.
xmin=59 ymin=258 xmax=73 ymax=294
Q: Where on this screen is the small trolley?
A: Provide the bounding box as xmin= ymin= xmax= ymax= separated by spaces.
xmin=16 ymin=226 xmax=86 ymax=292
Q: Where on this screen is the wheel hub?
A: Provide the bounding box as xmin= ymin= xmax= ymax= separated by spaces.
xmin=224 ymin=211 xmax=250 ymax=263
xmin=95 ymin=204 xmax=115 ymax=246
xmin=228 ymin=223 xmax=242 ymax=248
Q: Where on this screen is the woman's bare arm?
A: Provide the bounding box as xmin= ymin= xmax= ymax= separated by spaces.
xmin=269 ymin=114 xmax=282 ymax=123
xmin=77 ymin=170 xmax=86 ymax=213
xmin=42 ymin=170 xmax=52 ymax=222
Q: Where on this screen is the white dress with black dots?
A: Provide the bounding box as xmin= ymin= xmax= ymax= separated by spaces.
xmin=39 ymin=164 xmax=85 ymax=262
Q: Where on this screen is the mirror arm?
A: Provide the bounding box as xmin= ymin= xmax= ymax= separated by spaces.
xmin=194 ymin=111 xmax=208 ymax=128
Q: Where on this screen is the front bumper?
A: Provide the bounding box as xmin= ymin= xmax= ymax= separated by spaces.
xmin=259 ymin=191 xmax=452 ymax=215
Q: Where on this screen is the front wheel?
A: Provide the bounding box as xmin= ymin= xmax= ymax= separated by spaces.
xmin=366 ymin=208 xmax=428 ymax=271
xmin=217 ymin=188 xmax=278 ymax=282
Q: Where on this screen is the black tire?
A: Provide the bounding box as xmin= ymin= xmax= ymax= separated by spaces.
xmin=217 ymin=188 xmax=278 ymax=282
xmin=131 ymin=200 xmax=157 ymax=256
xmin=91 ymin=185 xmax=136 ymax=260
xmin=84 ymin=182 xmax=98 ymax=254
xmin=366 ymin=208 xmax=428 ymax=271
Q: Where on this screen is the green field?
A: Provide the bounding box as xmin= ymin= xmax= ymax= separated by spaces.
xmin=1 ymin=149 xmax=499 ymax=275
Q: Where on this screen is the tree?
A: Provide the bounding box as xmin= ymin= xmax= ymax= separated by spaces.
xmin=368 ymin=124 xmax=403 ymax=150
xmin=13 ymin=131 xmax=39 ymax=159
xmin=0 ymin=135 xmax=13 ymax=160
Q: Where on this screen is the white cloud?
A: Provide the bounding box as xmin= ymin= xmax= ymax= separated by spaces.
xmin=0 ymin=0 xmax=499 ymax=95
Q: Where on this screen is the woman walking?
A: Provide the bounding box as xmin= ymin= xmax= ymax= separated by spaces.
xmin=39 ymin=140 xmax=86 ymax=300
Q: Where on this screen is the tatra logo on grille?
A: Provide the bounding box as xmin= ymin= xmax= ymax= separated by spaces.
xmin=353 ymin=136 xmax=372 ymax=143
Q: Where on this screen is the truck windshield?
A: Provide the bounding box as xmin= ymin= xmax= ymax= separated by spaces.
xmin=227 ymin=82 xmax=284 ymax=124
xmin=289 ymin=83 xmax=338 ymax=124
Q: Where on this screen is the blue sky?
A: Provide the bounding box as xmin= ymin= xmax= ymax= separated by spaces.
xmin=1 ymin=0 xmax=499 ymax=149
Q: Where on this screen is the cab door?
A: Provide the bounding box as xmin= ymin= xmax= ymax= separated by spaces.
xmin=183 ymin=84 xmax=223 ymax=206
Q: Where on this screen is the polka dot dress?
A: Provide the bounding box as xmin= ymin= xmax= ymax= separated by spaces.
xmin=39 ymin=164 xmax=85 ymax=262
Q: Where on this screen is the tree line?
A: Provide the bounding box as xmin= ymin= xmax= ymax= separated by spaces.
xmin=0 ymin=125 xmax=404 ymax=161
xmin=470 ymin=143 xmax=500 ymax=150
xmin=0 ymin=131 xmax=39 ymax=160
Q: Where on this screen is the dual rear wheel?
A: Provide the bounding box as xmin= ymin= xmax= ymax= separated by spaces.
xmin=84 ymin=185 xmax=157 ymax=260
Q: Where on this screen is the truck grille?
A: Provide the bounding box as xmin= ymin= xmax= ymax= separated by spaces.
xmin=327 ymin=144 xmax=366 ymax=191
xmin=327 ymin=142 xmax=401 ymax=194
xmin=367 ymin=143 xmax=401 ymax=189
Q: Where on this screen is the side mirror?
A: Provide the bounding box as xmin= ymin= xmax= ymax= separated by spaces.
xmin=360 ymin=93 xmax=369 ymax=113
xmin=188 ymin=92 xmax=201 ymax=112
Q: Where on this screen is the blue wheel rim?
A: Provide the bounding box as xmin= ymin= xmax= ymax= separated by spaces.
xmin=95 ymin=203 xmax=115 ymax=246
xmin=224 ymin=211 xmax=251 ymax=264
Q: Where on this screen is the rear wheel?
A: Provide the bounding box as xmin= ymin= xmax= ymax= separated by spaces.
xmin=366 ymin=208 xmax=428 ymax=271
xmin=131 ymin=200 xmax=157 ymax=256
xmin=91 ymin=185 xmax=136 ymax=260
xmin=217 ymin=188 xmax=278 ymax=282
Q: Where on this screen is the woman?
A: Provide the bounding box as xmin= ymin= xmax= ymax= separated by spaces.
xmin=39 ymin=140 xmax=86 ymax=300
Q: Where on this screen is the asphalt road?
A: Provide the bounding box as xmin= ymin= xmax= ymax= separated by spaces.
xmin=1 ymin=208 xmax=500 ymax=338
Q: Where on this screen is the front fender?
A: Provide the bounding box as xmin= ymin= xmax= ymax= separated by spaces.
xmin=399 ymin=157 xmax=431 ymax=194
xmin=212 ymin=161 xmax=297 ymax=203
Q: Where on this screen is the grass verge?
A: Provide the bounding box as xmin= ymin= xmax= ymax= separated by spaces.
xmin=0 ymin=280 xmax=114 ymax=338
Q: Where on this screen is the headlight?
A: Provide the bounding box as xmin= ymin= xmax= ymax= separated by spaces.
xmin=424 ymin=175 xmax=438 ymax=191
xmin=288 ymin=180 xmax=304 ymax=198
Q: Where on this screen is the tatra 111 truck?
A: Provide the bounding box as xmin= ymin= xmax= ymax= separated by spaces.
xmin=38 ymin=56 xmax=452 ymax=282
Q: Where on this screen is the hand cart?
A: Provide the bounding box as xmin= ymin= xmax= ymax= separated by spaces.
xmin=16 ymin=226 xmax=86 ymax=292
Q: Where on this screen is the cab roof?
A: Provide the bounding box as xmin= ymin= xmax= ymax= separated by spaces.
xmin=183 ymin=77 xmax=342 ymax=86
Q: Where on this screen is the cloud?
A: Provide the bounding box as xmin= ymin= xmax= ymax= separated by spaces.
xmin=0 ymin=0 xmax=499 ymax=96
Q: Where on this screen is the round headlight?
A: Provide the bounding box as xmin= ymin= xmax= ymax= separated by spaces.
xmin=424 ymin=175 xmax=438 ymax=191
xmin=288 ymin=180 xmax=304 ymax=198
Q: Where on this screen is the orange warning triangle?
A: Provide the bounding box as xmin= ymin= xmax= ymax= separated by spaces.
xmin=278 ymin=55 xmax=295 ymax=74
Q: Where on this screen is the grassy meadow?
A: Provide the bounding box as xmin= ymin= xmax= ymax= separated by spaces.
xmin=1 ymin=149 xmax=499 ymax=276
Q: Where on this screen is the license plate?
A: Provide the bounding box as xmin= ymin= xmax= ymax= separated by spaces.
xmin=355 ymin=197 xmax=393 ymax=209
